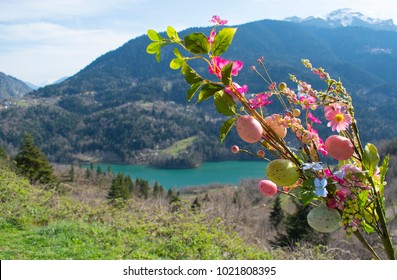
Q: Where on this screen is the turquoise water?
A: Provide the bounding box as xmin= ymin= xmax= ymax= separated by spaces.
xmin=90 ymin=161 xmax=268 ymax=189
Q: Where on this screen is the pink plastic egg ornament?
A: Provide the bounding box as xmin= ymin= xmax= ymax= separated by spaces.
xmin=258 ymin=180 xmax=278 ymax=197
xmin=264 ymin=116 xmax=287 ymax=138
xmin=325 ymin=135 xmax=355 ymax=160
xmin=235 ymin=115 xmax=263 ymax=143
xmin=231 ymin=145 xmax=239 ymax=154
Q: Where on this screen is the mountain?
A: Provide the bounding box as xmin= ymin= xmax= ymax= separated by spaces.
xmin=1 ymin=16 xmax=397 ymax=166
xmin=38 ymin=76 xmax=69 ymax=88
xmin=286 ymin=9 xmax=397 ymax=31
xmin=0 ymin=72 xmax=33 ymax=99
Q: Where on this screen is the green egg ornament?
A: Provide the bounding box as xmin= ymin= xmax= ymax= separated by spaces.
xmin=265 ymin=159 xmax=300 ymax=186
xmin=307 ymin=204 xmax=341 ymax=233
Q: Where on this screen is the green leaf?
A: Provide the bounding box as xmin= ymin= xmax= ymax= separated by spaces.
xmin=146 ymin=41 xmax=162 ymax=54
xmin=302 ymin=178 xmax=315 ymax=189
xmin=146 ymin=41 xmax=163 ymax=62
xmin=212 ymin=27 xmax=237 ymax=56
xmin=221 ymin=63 xmax=233 ymax=86
xmin=362 ymin=143 xmax=380 ymax=176
xmin=170 ymin=57 xmax=184 ymax=70
xmin=184 ymin=33 xmax=211 ymax=54
xmin=214 ymin=90 xmax=236 ymax=116
xmin=173 ymin=48 xmax=183 ymax=58
xmin=187 ymin=82 xmax=203 ymax=101
xmin=147 ymin=29 xmax=164 ymax=41
xmin=220 ymin=117 xmax=236 ymax=143
xmin=182 ymin=63 xmax=203 ymax=84
xmin=380 ymin=154 xmax=389 ymax=184
xmin=166 ymin=26 xmax=179 ymax=41
xmin=362 ymin=221 xmax=375 ymax=234
xmin=358 ymin=190 xmax=369 ymax=207
xmin=197 ymin=83 xmax=224 ymax=103
xmin=300 ymin=190 xmax=315 ymax=205
xmin=155 ymin=52 xmax=161 ymax=63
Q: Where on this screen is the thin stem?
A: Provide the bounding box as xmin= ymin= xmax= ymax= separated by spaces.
xmin=368 ymin=177 xmax=396 ymax=260
xmin=259 ymin=60 xmax=273 ymax=84
xmin=353 ymin=230 xmax=381 ymax=260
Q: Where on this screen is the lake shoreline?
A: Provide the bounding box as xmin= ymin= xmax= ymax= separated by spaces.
xmin=83 ymin=160 xmax=268 ymax=189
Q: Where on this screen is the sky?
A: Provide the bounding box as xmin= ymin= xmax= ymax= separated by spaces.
xmin=1 ymin=0 xmax=396 ymax=86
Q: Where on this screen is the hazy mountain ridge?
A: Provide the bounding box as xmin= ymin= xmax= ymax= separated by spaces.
xmin=1 ymin=14 xmax=397 ymax=166
xmin=0 ymin=72 xmax=33 ymax=99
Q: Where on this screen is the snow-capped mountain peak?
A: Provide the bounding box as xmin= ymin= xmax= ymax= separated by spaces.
xmin=285 ymin=9 xmax=396 ymax=31
xmin=325 ymin=8 xmax=393 ymax=27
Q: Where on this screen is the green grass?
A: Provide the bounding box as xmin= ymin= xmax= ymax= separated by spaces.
xmin=161 ymin=136 xmax=197 ymax=156
xmin=0 ymin=162 xmax=271 ymax=260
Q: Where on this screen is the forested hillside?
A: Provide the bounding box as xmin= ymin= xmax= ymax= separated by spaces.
xmin=1 ymin=19 xmax=397 ymax=166
xmin=0 ymin=72 xmax=32 ymax=99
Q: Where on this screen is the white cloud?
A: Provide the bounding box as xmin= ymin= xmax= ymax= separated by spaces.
xmin=0 ymin=0 xmax=143 ymax=22
xmin=0 ymin=20 xmax=134 ymax=84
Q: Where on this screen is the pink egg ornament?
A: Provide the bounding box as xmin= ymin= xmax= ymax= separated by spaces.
xmin=325 ymin=135 xmax=355 ymax=160
xmin=264 ymin=116 xmax=287 ymax=138
xmin=258 ymin=180 xmax=278 ymax=197
xmin=231 ymin=145 xmax=240 ymax=154
xmin=235 ymin=115 xmax=263 ymax=143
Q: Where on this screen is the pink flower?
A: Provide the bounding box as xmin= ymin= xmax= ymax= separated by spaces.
xmin=299 ymin=95 xmax=316 ymax=109
xmin=324 ymin=103 xmax=352 ymax=132
xmin=210 ymin=15 xmax=228 ymax=25
xmin=308 ymin=112 xmax=321 ymax=124
xmin=208 ymin=56 xmax=243 ymax=79
xmin=336 ymin=187 xmax=350 ymax=201
xmin=324 ymin=169 xmax=333 ymax=177
xmin=248 ymin=93 xmax=272 ymax=109
xmin=225 ymin=83 xmax=248 ymax=102
xmin=268 ymin=82 xmax=276 ymax=90
xmin=317 ymin=142 xmax=328 ymax=156
xmin=207 ymin=30 xmax=216 ymax=45
xmin=312 ymin=68 xmax=326 ymax=79
xmin=307 ymin=126 xmax=327 ymax=156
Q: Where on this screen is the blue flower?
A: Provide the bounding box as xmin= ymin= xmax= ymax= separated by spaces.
xmin=314 ymin=178 xmax=328 ymax=197
xmin=333 ymin=169 xmax=345 ymax=180
xmin=302 ymin=162 xmax=323 ymax=171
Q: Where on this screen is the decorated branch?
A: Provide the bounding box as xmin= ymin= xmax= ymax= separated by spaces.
xmin=146 ymin=16 xmax=395 ymax=259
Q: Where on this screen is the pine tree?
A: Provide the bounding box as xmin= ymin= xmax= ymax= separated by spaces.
xmin=107 ymin=173 xmax=130 ymax=200
xmin=136 ymin=178 xmax=150 ymax=199
xmin=69 ymin=165 xmax=75 ymax=182
xmin=125 ymin=175 xmax=135 ymax=194
xmin=96 ymin=165 xmax=103 ymax=176
xmin=169 ymin=192 xmax=182 ymax=212
xmin=191 ymin=197 xmax=201 ymax=212
xmin=269 ymin=195 xmax=284 ymax=230
xmin=85 ymin=168 xmax=91 ymax=179
xmin=271 ymin=199 xmax=329 ymax=247
xmin=106 ymin=165 xmax=113 ymax=175
xmin=153 ymin=181 xmax=163 ymax=197
xmin=0 ymin=146 xmax=6 ymax=159
xmin=15 ymin=134 xmax=57 ymax=185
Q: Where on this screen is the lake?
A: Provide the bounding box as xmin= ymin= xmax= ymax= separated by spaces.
xmin=90 ymin=161 xmax=268 ymax=189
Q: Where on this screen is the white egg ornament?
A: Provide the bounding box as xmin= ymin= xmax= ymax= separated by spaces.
xmin=307 ymin=204 xmax=341 ymax=233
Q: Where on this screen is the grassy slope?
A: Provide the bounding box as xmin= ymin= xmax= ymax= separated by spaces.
xmin=0 ymin=162 xmax=271 ymax=260
xmin=160 ymin=136 xmax=198 ymax=156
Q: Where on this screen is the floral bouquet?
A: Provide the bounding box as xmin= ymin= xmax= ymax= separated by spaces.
xmin=146 ymin=16 xmax=395 ymax=259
